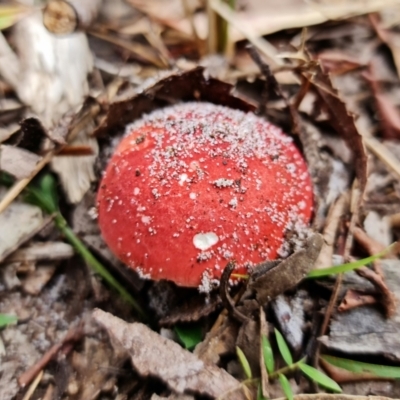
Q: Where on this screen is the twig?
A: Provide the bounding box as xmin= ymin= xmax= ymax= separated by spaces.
xmin=320 ymin=180 xmax=360 ymax=336
xmin=353 ymin=226 xmax=386 ymax=256
xmin=338 ymin=289 xmax=377 ymax=312
xmin=18 ymin=322 xmax=83 ymax=388
xmin=314 ymin=193 xmax=349 ymax=270
xmin=21 ymin=370 xmax=43 ymax=400
xmin=356 ymin=267 xmax=397 ymax=317
xmin=363 ymin=136 xmax=400 ymax=180
xmin=219 ymin=261 xmax=249 ymax=323
xmin=0 ymin=150 xmax=55 ymax=215
xmin=88 ymin=29 xmax=168 ymax=69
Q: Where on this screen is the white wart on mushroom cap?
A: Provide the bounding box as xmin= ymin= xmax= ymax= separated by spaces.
xmin=97 ymin=102 xmax=313 ymax=289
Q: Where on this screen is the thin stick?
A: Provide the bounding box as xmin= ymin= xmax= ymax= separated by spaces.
xmin=18 ymin=322 xmax=83 ymax=388
xmin=21 ymin=370 xmax=43 ymax=400
xmin=320 ymin=181 xmax=360 ymax=336
xmin=363 ymin=136 xmax=400 ymax=180
xmin=0 ymin=150 xmax=55 ymax=215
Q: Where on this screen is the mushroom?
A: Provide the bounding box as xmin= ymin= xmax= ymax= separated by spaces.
xmin=97 ymin=102 xmax=313 ymax=290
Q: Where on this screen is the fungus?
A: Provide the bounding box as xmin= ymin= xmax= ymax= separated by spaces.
xmin=97 ymin=102 xmax=313 ymax=289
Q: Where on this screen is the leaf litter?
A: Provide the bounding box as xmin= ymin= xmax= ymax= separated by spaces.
xmin=1 ymin=1 xmax=400 ymax=399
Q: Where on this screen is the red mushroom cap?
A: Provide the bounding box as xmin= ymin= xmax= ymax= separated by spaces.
xmin=97 ymin=102 xmax=313 ymax=290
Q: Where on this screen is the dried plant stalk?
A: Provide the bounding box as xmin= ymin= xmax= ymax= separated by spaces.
xmin=43 ymin=0 xmax=102 ymax=34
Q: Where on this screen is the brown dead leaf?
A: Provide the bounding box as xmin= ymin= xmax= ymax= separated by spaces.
xmin=12 ymin=117 xmax=49 ymax=152
xmin=194 ymin=316 xmax=238 ymax=365
xmin=92 ymin=309 xmax=246 ymax=399
xmin=303 ymin=62 xmax=368 ymax=197
xmin=133 ymin=0 xmax=400 ymax=44
xmin=247 ymin=234 xmax=323 ymax=305
xmin=321 ymin=260 xmax=400 ymax=359
xmin=94 ymin=67 xmax=254 ymax=138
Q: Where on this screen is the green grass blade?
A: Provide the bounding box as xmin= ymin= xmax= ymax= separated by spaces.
xmin=0 ymin=314 xmax=17 ymax=328
xmin=24 ymin=174 xmax=59 ymax=214
xmin=174 ymin=324 xmax=202 ymax=350
xmin=307 ymin=243 xmax=397 ymax=278
xmin=322 ymin=355 xmax=400 ymax=379
xmin=236 ymin=346 xmax=252 ymax=379
xmin=275 ymin=329 xmax=293 ymax=365
xmin=298 ymin=362 xmax=342 ymax=393
xmin=262 ymin=334 xmax=275 ymax=373
xmin=278 ymin=373 xmax=293 ymax=400
xmin=56 ymin=215 xmax=146 ymax=319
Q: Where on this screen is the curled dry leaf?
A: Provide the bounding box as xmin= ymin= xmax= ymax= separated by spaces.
xmin=94 ymin=67 xmax=254 ymax=139
xmin=194 ymin=315 xmax=238 ymax=365
xmin=301 ymin=60 xmax=368 ymax=199
xmin=92 ymin=309 xmax=246 ymax=399
xmin=247 ymin=233 xmax=323 ymax=305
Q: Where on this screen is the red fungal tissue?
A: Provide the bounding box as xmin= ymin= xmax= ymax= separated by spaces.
xmin=97 ymin=102 xmax=313 ymax=290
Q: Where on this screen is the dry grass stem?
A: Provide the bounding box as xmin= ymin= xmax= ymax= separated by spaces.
xmin=314 ymin=193 xmax=349 ymax=270
xmin=363 ymin=136 xmax=400 ymax=180
xmin=88 ymin=29 xmax=168 ymax=69
xmin=0 ymin=150 xmax=55 ymax=216
xmin=209 ymin=0 xmax=283 ymax=67
xmin=21 ymin=370 xmax=43 ymax=400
